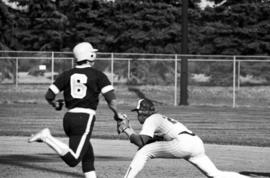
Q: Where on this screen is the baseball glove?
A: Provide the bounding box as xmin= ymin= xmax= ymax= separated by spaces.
xmin=114 ymin=113 xmax=127 ymax=121
xmin=117 ymin=118 xmax=130 ymax=134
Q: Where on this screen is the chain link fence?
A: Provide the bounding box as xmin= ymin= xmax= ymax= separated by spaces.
xmin=0 ymin=51 xmax=270 ymax=108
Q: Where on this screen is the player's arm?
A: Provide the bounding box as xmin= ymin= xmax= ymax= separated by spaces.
xmin=45 ymin=88 xmax=56 ymax=106
xmin=45 ymin=88 xmax=64 ymax=111
xmin=103 ymin=90 xmax=121 ymax=118
xmin=45 ymin=71 xmax=67 ymax=108
xmin=123 ymin=128 xmax=153 ymax=149
xmin=103 ymin=90 xmax=117 ymax=115
xmin=99 ymin=71 xmax=122 ymax=119
xmin=45 ymin=81 xmax=65 ymax=110
xmin=121 ymin=116 xmax=159 ymax=148
xmin=102 ymin=84 xmax=126 ymax=121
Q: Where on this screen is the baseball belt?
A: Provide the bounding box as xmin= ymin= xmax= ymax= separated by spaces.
xmin=178 ymin=131 xmax=196 ymax=136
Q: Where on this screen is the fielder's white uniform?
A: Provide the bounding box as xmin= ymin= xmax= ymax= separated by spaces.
xmin=124 ymin=113 xmax=249 ymax=178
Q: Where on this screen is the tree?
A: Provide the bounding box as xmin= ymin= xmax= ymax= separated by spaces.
xmin=197 ymin=1 xmax=270 ymax=55
xmin=2 ymin=0 xmax=270 ymax=85
xmin=0 ymin=1 xmax=16 ymax=50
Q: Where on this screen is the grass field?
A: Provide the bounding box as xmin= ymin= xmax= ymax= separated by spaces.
xmin=0 ymin=84 xmax=270 ymax=146
xmin=0 ymin=102 xmax=269 ymax=147
xmin=0 ymin=84 xmax=270 ymax=178
xmin=1 ymin=84 xmax=270 ymax=107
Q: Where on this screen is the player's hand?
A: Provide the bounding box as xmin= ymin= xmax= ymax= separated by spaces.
xmin=114 ymin=113 xmax=127 ymax=121
xmin=117 ymin=117 xmax=130 ymax=134
xmin=52 ymin=99 xmax=64 ymax=111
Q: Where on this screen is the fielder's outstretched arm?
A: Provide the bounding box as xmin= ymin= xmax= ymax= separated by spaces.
xmin=123 ymin=128 xmax=154 ymax=149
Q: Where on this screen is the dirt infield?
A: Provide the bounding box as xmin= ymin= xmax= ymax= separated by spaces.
xmin=0 ymin=136 xmax=269 ymax=178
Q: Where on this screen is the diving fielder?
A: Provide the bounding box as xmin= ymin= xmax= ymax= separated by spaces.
xmin=28 ymin=42 xmax=125 ymax=178
xmin=118 ymin=99 xmax=250 ymax=178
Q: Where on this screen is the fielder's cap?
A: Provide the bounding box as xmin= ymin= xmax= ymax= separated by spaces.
xmin=73 ymin=42 xmax=98 ymax=62
xmin=131 ymin=99 xmax=155 ymax=112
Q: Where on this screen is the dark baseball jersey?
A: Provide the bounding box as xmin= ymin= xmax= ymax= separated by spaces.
xmin=49 ymin=65 xmax=114 ymax=110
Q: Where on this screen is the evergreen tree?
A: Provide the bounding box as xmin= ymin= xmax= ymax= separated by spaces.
xmin=1 ymin=0 xmax=270 ymax=85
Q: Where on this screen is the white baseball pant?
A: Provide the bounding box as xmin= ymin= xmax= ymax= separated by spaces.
xmin=124 ymin=134 xmax=249 ymax=178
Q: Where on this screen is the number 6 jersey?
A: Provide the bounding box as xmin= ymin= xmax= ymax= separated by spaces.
xmin=49 ymin=65 xmax=114 ymax=110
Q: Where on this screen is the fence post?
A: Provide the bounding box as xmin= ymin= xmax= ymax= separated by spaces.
xmin=71 ymin=58 xmax=74 ymax=68
xmin=233 ymin=56 xmax=236 ymax=108
xmin=128 ymin=59 xmax=131 ymax=80
xmin=238 ymin=60 xmax=241 ymax=90
xmin=174 ymin=55 xmax=178 ymax=106
xmin=51 ymin=52 xmax=54 ymax=83
xmin=111 ymin=53 xmax=114 ymax=86
xmin=15 ymin=57 xmax=18 ymax=88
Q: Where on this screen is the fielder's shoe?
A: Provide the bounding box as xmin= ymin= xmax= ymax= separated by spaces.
xmin=28 ymin=128 xmax=51 ymax=143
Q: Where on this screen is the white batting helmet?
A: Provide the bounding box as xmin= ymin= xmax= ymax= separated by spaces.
xmin=73 ymin=42 xmax=98 ymax=62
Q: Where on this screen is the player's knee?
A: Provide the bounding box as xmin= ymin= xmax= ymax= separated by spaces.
xmin=136 ymin=149 xmax=153 ymax=160
xmin=67 ymin=160 xmax=80 ymax=167
xmin=61 ymin=153 xmax=80 ymax=167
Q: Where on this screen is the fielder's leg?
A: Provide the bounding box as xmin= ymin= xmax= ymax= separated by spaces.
xmin=189 ymin=154 xmax=250 ymax=178
xmin=188 ymin=154 xmax=222 ymax=178
xmin=218 ymin=171 xmax=251 ymax=178
xmin=124 ymin=152 xmax=149 ymax=178
xmin=188 ymin=149 xmax=250 ymax=178
xmin=124 ymin=140 xmax=181 ymax=178
xmin=179 ymin=134 xmax=222 ymax=178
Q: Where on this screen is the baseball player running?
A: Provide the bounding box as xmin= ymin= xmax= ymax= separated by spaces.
xmin=28 ymin=42 xmax=125 ymax=178
xmin=118 ymin=99 xmax=250 ymax=178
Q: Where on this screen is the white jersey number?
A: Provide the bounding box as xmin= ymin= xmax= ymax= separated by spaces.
xmin=70 ymin=74 xmax=87 ymax=99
